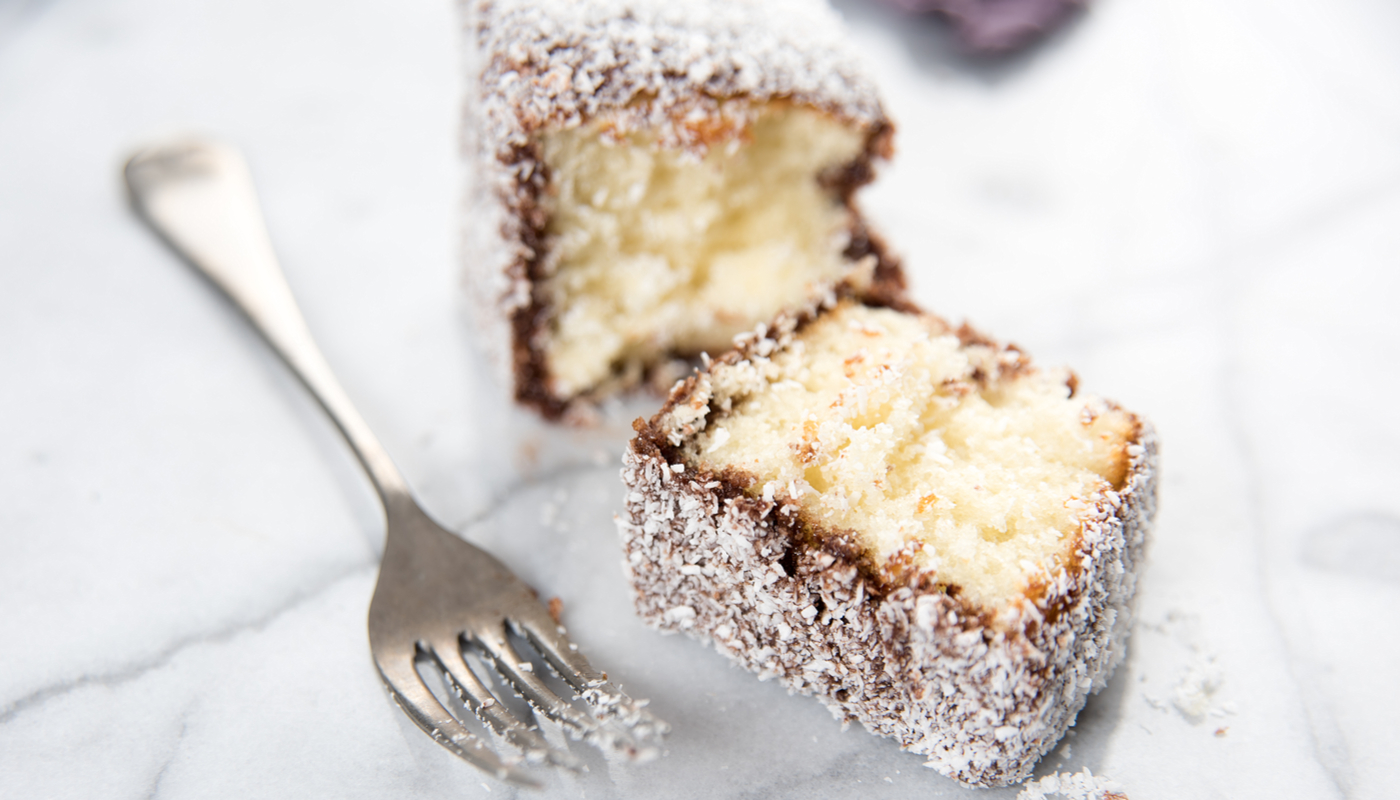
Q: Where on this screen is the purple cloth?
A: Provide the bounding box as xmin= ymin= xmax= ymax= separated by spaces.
xmin=879 ymin=0 xmax=1085 ymax=54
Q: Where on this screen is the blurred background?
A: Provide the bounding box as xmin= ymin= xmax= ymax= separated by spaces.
xmin=1 ymin=0 xmax=1397 ymax=797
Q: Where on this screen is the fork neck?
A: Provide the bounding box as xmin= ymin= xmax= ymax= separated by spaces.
xmin=294 ymin=349 xmax=413 ymax=508
xmin=123 ymin=141 xmax=415 ymax=511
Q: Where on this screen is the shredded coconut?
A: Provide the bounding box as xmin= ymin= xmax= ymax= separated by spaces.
xmin=1171 ymin=652 xmax=1224 ymax=722
xmin=469 ymin=0 xmax=884 ymax=158
xmin=1138 ymin=611 xmax=1234 ymax=723
xmin=459 ymin=0 xmax=895 ymax=417
xmin=1017 ymin=768 xmax=1127 ymax=800
xmin=618 ymin=300 xmax=1159 ymax=787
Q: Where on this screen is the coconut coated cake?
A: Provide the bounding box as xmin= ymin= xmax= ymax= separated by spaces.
xmin=619 ymin=297 xmax=1157 ymax=786
xmin=462 ymin=0 xmax=904 ymax=420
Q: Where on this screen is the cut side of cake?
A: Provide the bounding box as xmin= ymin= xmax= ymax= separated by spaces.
xmin=463 ymin=0 xmax=904 ymax=420
xmin=619 ymin=297 xmax=1157 ymax=786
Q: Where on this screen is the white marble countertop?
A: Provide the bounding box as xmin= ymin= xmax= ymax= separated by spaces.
xmin=2 ymin=0 xmax=1398 ymax=797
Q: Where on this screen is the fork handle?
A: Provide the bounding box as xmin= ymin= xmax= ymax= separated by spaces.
xmin=125 ymin=139 xmax=410 ymax=504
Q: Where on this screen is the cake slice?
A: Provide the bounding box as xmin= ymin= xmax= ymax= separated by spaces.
xmin=462 ymin=0 xmax=903 ymax=420
xmin=619 ymin=296 xmax=1157 ymax=786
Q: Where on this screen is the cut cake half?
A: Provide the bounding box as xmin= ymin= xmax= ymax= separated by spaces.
xmin=619 ymin=296 xmax=1157 ymax=786
xmin=462 ymin=0 xmax=904 ymax=420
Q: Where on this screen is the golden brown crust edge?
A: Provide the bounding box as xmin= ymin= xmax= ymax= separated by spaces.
xmin=616 ymin=303 xmax=1158 ymax=787
xmin=504 ymin=118 xmax=903 ymax=422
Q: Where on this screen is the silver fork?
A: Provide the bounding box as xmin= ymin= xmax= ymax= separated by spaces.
xmin=124 ymin=139 xmax=666 ymax=788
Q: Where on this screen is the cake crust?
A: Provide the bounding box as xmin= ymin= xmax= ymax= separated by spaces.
xmin=618 ymin=298 xmax=1158 ymax=787
xmin=463 ymin=0 xmax=905 ymax=420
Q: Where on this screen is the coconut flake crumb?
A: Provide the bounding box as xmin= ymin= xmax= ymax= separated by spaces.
xmin=1017 ymin=768 xmax=1127 ymax=800
xmin=1171 ymin=652 xmax=1224 ymax=722
xmin=1138 ymin=611 xmax=1233 ymax=723
xmin=706 ymin=427 xmax=732 ymax=453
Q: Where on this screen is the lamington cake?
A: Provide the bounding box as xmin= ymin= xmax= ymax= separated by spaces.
xmin=462 ymin=0 xmax=904 ymax=420
xmin=619 ymin=296 xmax=1157 ymax=786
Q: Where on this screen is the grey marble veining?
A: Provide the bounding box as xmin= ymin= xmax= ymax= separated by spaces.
xmin=1 ymin=0 xmax=1397 ymax=797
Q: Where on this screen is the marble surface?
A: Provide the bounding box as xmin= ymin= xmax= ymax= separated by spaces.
xmin=2 ymin=0 xmax=1398 ymax=797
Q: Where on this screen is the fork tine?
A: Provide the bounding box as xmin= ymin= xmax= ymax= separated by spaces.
xmin=374 ymin=648 xmax=540 ymax=789
xmin=510 ymin=609 xmax=669 ymax=748
xmin=472 ymin=624 xmax=601 ymax=738
xmin=425 ymin=635 xmax=582 ymax=771
xmin=509 ymin=603 xmax=607 ymax=694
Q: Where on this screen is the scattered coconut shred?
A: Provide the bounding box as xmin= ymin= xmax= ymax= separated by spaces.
xmin=1017 ymin=768 xmax=1127 ymax=800
xmin=1170 ymin=652 xmax=1224 ymax=721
